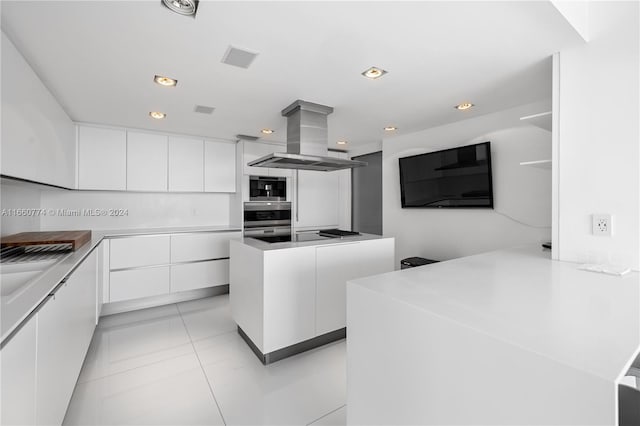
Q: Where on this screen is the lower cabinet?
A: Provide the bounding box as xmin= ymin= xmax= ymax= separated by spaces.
xmin=109 ymin=267 xmax=170 ymax=302
xmin=1 ymin=319 xmax=37 ymax=426
xmin=315 ymin=239 xmax=395 ymax=335
xmin=170 ymin=259 xmax=229 ymax=293
xmin=36 ymin=249 xmax=97 ymax=425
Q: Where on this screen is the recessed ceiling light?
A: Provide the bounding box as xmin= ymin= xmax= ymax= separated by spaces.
xmin=161 ymin=0 xmax=199 ymax=16
xmin=362 ymin=66 xmax=388 ymax=80
xmin=154 ymin=75 xmax=178 ymax=87
xmin=337 ymin=140 xmax=348 ymax=145
xmin=149 ymin=111 xmax=166 ymax=120
xmin=455 ymin=102 xmax=474 ymax=111
xmin=261 ymin=128 xmax=274 ymax=135
xmin=384 ymin=126 xmax=397 ymax=132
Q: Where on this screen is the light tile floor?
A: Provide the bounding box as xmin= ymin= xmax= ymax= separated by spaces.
xmin=63 ymin=295 xmax=347 ymax=426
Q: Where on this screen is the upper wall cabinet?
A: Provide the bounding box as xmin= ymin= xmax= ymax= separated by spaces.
xmin=168 ymin=137 xmax=204 ymax=192
xmin=127 ymin=132 xmax=168 ymax=192
xmin=243 ymin=142 xmax=292 ymax=178
xmin=78 ymin=126 xmax=127 ymax=190
xmin=1 ymin=32 xmax=76 ymax=188
xmin=205 ymin=141 xmax=236 ymax=192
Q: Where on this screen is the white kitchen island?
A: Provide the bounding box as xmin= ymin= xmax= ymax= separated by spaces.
xmin=230 ymin=234 xmax=394 ymax=364
xmin=347 ymin=245 xmax=640 ymax=425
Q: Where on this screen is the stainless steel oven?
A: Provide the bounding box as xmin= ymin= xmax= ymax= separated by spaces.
xmin=249 ymin=176 xmax=287 ymax=201
xmin=243 ymin=202 xmax=292 ymax=242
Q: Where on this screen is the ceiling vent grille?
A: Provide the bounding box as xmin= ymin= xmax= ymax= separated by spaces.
xmin=194 ymin=105 xmax=215 ymax=114
xmin=221 ymin=46 xmax=259 ymax=69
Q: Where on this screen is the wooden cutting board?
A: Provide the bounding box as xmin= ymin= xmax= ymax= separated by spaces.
xmin=1 ymin=230 xmax=92 ymax=250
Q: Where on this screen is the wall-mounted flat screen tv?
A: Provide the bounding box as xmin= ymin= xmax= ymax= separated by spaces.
xmin=399 ymin=141 xmax=493 ymax=208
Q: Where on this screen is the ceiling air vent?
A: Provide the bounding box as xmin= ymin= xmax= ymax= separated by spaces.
xmin=194 ymin=105 xmax=215 ymax=114
xmin=221 ymin=46 xmax=259 ymax=69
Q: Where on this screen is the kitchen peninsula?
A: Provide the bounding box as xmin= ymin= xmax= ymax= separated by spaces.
xmin=346 ymin=245 xmax=640 ymax=425
xmin=230 ymin=233 xmax=394 ymax=364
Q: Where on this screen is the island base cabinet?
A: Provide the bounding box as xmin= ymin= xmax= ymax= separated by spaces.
xmin=262 ymin=247 xmax=317 ymax=353
xmin=170 ymin=259 xmax=229 ymax=293
xmin=0 ymin=319 xmax=37 ymax=425
xmin=109 ymin=267 xmax=170 ymax=302
xmin=315 ymin=239 xmax=395 ymax=335
xmin=36 ymin=249 xmax=97 ymax=426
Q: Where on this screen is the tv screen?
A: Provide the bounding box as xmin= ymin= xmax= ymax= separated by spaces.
xmin=399 ymin=141 xmax=493 ymax=208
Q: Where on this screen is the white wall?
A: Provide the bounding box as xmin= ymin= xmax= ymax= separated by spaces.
xmin=557 ymin=1 xmax=639 ymax=269
xmin=1 ymin=32 xmax=76 ymax=188
xmin=0 ymin=179 xmax=42 ymax=236
xmin=383 ymin=101 xmax=552 ymax=265
xmin=38 ymin=190 xmax=231 ymax=231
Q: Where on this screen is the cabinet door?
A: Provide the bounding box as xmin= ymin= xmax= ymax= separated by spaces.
xmin=36 ymin=250 xmax=97 ymax=426
xmin=204 ymin=141 xmax=236 ymax=192
xmin=109 ymin=267 xmax=170 ymax=302
xmin=170 ymin=231 xmax=239 ymax=262
xmin=170 ymin=259 xmax=229 ymax=293
xmin=78 ymin=126 xmax=127 ymax=190
xmin=168 ymin=137 xmax=204 ymax=192
xmin=1 ymin=318 xmax=37 ymax=426
xmin=110 ymin=235 xmax=170 ymax=269
xmin=262 ymin=247 xmax=316 ymax=353
xmin=127 ymin=131 xmax=168 ymax=191
xmin=315 ymin=239 xmax=394 ymax=335
xmin=296 ymin=169 xmax=340 ymax=229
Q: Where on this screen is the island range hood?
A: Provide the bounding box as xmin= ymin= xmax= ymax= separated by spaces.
xmin=247 ymin=100 xmax=367 ymax=171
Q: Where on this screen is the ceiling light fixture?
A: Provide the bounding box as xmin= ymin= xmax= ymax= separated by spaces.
xmin=154 ymin=75 xmax=178 ymax=87
xmin=455 ymin=102 xmax=474 ymax=111
xmin=161 ymin=0 xmax=199 ymax=16
xmin=384 ymin=126 xmax=397 ymax=132
xmin=362 ymin=66 xmax=388 ymax=80
xmin=149 ymin=111 xmax=166 ymax=120
xmin=261 ymin=128 xmax=274 ymax=135
xmin=337 ymin=140 xmax=348 ymax=145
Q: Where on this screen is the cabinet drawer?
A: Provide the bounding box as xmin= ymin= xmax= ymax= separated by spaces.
xmin=110 ymin=235 xmax=170 ymax=269
xmin=170 ymin=232 xmax=239 ymax=262
xmin=109 ymin=267 xmax=170 ymax=302
xmin=170 ymin=259 xmax=229 ymax=293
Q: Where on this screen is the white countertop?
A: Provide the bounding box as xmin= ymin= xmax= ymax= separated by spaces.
xmin=349 ymin=245 xmax=640 ymax=382
xmin=1 ymin=226 xmax=241 ymax=344
xmin=237 ymin=233 xmax=389 ymax=251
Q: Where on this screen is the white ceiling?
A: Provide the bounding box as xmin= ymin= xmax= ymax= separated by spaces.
xmin=1 ymin=1 xmax=584 ymax=148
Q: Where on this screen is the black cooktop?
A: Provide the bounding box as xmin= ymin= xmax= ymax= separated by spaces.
xmin=318 ymin=229 xmax=361 ymax=238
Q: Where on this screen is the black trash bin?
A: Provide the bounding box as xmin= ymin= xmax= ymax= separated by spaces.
xmin=400 ymin=257 xmax=439 ymax=269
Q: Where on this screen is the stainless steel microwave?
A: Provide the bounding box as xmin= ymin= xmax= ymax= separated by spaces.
xmin=249 ymin=176 xmax=287 ymax=201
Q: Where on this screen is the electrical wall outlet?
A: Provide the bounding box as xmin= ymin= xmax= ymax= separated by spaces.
xmin=592 ymin=214 xmax=613 ymax=236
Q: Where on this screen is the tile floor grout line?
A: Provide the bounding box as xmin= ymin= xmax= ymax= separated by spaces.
xmin=305 ymin=404 xmax=346 ymax=426
xmin=176 ymin=303 xmax=228 ymax=426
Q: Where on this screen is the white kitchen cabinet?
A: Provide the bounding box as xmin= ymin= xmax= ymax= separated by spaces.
xmin=295 ymin=151 xmax=350 ymax=230
xmin=170 ymin=259 xmax=229 ymax=293
xmin=315 ymin=239 xmax=395 ymax=335
xmin=109 ymin=267 xmax=170 ymax=302
xmin=1 ymin=32 xmax=76 ymax=189
xmin=36 ymin=249 xmax=97 ymax=426
xmin=127 ymin=131 xmax=168 ymax=192
xmin=170 ymin=231 xmax=239 ymax=263
xmin=243 ymin=142 xmax=292 ymax=177
xmin=109 ymin=235 xmax=170 ymax=269
xmin=168 ymin=137 xmax=204 ymax=192
xmin=205 ymin=141 xmax=237 ymax=192
xmin=0 ymin=318 xmax=37 ymax=426
xmin=262 ymin=247 xmax=317 ymax=353
xmin=78 ymin=125 xmax=127 ymax=190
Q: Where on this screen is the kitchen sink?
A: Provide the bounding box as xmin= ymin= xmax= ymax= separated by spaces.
xmin=0 ymin=259 xmax=59 ymax=300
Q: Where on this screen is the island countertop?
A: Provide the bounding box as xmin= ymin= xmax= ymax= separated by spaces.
xmin=349 ymin=244 xmax=640 ymax=384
